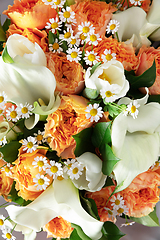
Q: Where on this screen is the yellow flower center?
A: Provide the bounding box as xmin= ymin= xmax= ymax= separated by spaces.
xmin=5 ymin=166 xmax=10 ymax=173
xmin=80 ymin=33 xmax=86 ymax=41
xmin=71 ymin=52 xmax=78 ymax=59
xmin=47 ymin=137 xmax=52 ymax=143
xmin=83 ymin=26 xmax=89 ymax=33
xmin=0 ymin=219 xmax=4 ymax=225
xmin=0 ymin=110 xmax=3 ymax=114
xmin=90 ymin=34 xmax=97 ymax=42
xmin=110 ymin=24 xmax=116 ymax=30
xmin=51 ymin=166 xmax=58 ymax=173
xmin=115 ymin=199 xmax=120 ymax=205
xmin=90 ymin=109 xmax=97 ymax=116
xmin=10 ymin=111 xmax=17 ymax=118
xmin=37 ymin=161 xmax=44 ymax=167
xmin=64 ymin=32 xmax=71 ymax=39
xmin=98 ymin=72 xmax=111 ymax=83
xmin=105 ymin=91 xmax=113 ymax=98
xmin=70 ymin=38 xmax=76 ymax=45
xmin=106 ymin=54 xmax=113 ymax=61
xmin=47 ymin=0 xmax=52 ymax=2
xmin=57 ymin=175 xmax=64 ymax=181
xmin=27 ymin=142 xmax=34 ymax=148
xmin=63 ymin=11 xmax=70 ymax=19
xmin=107 ymin=209 xmax=113 ymax=215
xmin=38 ymin=178 xmax=45 ymax=185
xmin=88 ymin=54 xmax=95 ymax=62
xmin=37 ymin=134 xmax=43 ymax=141
xmin=52 ymin=42 xmax=59 ymax=50
xmin=6 ymin=233 xmax=12 ymax=239
xmin=117 ymin=208 xmax=124 ymax=214
xmin=21 ymin=107 xmax=28 ymax=114
xmin=54 ymin=0 xmax=61 ymax=5
xmin=51 ymin=22 xmax=58 ymax=29
xmin=72 ymin=167 xmax=78 ymax=174
xmin=0 ymin=96 xmax=4 ymax=103
xmin=131 ymin=105 xmax=136 ymax=113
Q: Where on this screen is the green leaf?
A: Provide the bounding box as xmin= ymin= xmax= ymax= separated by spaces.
xmin=71 ymin=224 xmax=92 ymax=240
xmin=2 ymin=44 xmax=14 ymax=63
xmin=130 ymin=207 xmax=159 ymax=227
xmin=148 ymin=94 xmax=160 ymax=103
xmin=80 ymin=194 xmax=100 ymax=220
xmin=90 ymin=61 xmax=102 ymax=75
xmin=92 ymin=122 xmax=111 ymax=148
xmin=104 ymin=104 xmax=121 ymax=118
xmin=2 ymin=18 xmax=11 ymax=33
xmin=0 ymin=17 xmax=6 ymax=42
xmin=125 ymin=60 xmax=156 ymax=89
xmin=0 ymin=141 xmax=21 ymax=163
xmin=73 ymin=127 xmax=94 ymax=157
xmin=103 ymin=176 xmax=115 ymax=187
xmin=102 ymin=221 xmax=125 ymax=240
xmin=83 ymin=88 xmax=99 ymax=99
xmin=70 ymin=229 xmax=82 ymax=240
xmin=100 ymin=144 xmax=120 ymax=176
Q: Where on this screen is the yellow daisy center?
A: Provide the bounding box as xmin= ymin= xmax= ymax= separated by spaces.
xmin=70 ymin=38 xmax=76 ymax=45
xmin=0 ymin=110 xmax=3 ymax=114
xmin=5 ymin=166 xmax=10 ymax=173
xmin=107 ymin=209 xmax=113 ymax=215
xmin=64 ymin=32 xmax=71 ymax=39
xmin=90 ymin=34 xmax=97 ymax=42
xmin=110 ymin=24 xmax=116 ymax=30
xmin=131 ymin=105 xmax=136 ymax=113
xmin=0 ymin=96 xmax=4 ymax=103
xmin=88 ymin=54 xmax=95 ymax=62
xmin=27 ymin=142 xmax=34 ymax=148
xmin=83 ymin=26 xmax=89 ymax=33
xmin=10 ymin=111 xmax=17 ymax=118
xmin=105 ymin=91 xmax=113 ymax=98
xmin=63 ymin=11 xmax=70 ymax=19
xmin=47 ymin=137 xmax=52 ymax=143
xmin=106 ymin=54 xmax=113 ymax=61
xmin=47 ymin=0 xmax=52 ymax=2
xmin=115 ymin=199 xmax=120 ymax=205
xmin=57 ymin=175 xmax=64 ymax=181
xmin=80 ymin=33 xmax=86 ymax=41
xmin=52 ymin=42 xmax=59 ymax=50
xmin=6 ymin=233 xmax=12 ymax=239
xmin=54 ymin=0 xmax=61 ymax=5
xmin=0 ymin=219 xmax=4 ymax=225
xmin=38 ymin=178 xmax=45 ymax=185
xmin=72 ymin=167 xmax=78 ymax=174
xmin=21 ymin=107 xmax=28 ymax=114
xmin=37 ymin=134 xmax=43 ymax=141
xmin=51 ymin=166 xmax=58 ymax=173
xmin=37 ymin=161 xmax=44 ymax=167
xmin=51 ymin=22 xmax=58 ymax=29
xmin=71 ymin=52 xmax=78 ymax=59
xmin=90 ymin=109 xmax=97 ymax=116
xmin=117 ymin=208 xmax=124 ymax=214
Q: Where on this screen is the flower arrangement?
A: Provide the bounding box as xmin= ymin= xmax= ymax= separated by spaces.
xmin=0 ymin=0 xmax=160 ymax=239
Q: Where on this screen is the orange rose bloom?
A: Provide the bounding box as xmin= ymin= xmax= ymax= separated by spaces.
xmin=0 ymin=158 xmax=14 ymax=201
xmin=70 ymin=0 xmax=117 ymax=38
xmin=116 ymin=0 xmax=151 ymax=13
xmin=43 ymin=216 xmax=73 ymax=238
xmin=12 ymin=147 xmax=53 ymax=201
xmin=45 ymin=52 xmax=84 ymax=95
xmin=3 ymin=0 xmax=57 ymax=30
xmin=86 ymin=37 xmax=138 ymax=71
xmin=136 ymin=45 xmax=160 ymax=94
xmin=44 ymin=95 xmax=92 ymax=159
xmin=120 ymin=170 xmax=160 ymax=218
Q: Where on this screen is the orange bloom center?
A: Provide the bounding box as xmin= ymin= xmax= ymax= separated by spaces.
xmin=54 ymin=0 xmax=61 ymax=5
xmin=80 ymin=33 xmax=86 ymax=41
xmin=117 ymin=208 xmax=124 ymax=214
xmin=37 ymin=134 xmax=43 ymax=141
xmin=115 ymin=199 xmax=120 ymax=205
xmin=70 ymin=38 xmax=76 ymax=45
xmin=57 ymin=175 xmax=64 ymax=180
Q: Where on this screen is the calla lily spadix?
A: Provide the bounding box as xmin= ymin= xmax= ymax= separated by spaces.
xmin=111 ymin=90 xmax=160 ymax=193
xmin=6 ymin=179 xmax=103 ymax=240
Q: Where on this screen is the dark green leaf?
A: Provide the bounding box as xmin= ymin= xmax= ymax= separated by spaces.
xmin=70 ymin=229 xmax=82 ymax=240
xmin=103 ymin=176 xmax=115 ymax=187
xmin=90 ymin=61 xmax=102 ymax=75
xmin=0 ymin=17 xmax=6 ymax=42
xmin=0 ymin=141 xmax=21 ymax=163
xmin=2 ymin=44 xmax=14 ymax=63
xmin=80 ymin=194 xmax=100 ymax=220
xmin=148 ymin=94 xmax=160 ymax=103
xmin=2 ymin=18 xmax=11 ymax=33
xmin=92 ymin=122 xmax=111 ymax=148
xmin=104 ymin=104 xmax=121 ymax=118
xmin=71 ymin=224 xmax=92 ymax=240
xmin=102 ymin=221 xmax=125 ymax=240
xmin=83 ymin=88 xmax=99 ymax=99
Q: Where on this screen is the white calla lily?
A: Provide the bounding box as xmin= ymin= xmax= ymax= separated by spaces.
xmin=6 ymin=179 xmax=103 ymax=240
xmin=71 ymin=152 xmax=107 ymax=191
xmin=111 ymin=92 xmax=160 ymax=192
xmin=0 ymin=121 xmax=20 ymax=141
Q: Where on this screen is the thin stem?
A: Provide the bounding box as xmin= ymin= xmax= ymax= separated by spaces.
xmin=0 ymin=202 xmax=9 ymax=208
xmin=115 ymin=32 xmax=120 ymax=42
xmin=0 ymin=164 xmax=7 ymax=170
xmin=11 ymin=223 xmax=17 ymax=233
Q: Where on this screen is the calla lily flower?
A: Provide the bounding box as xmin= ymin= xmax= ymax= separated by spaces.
xmin=111 ymin=92 xmax=160 ymax=192
xmin=0 ymin=121 xmax=20 ymax=142
xmin=6 ymin=179 xmax=103 ymax=240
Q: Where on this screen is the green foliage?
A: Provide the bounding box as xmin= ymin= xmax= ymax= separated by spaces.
xmin=71 ymin=224 xmax=92 ymax=240
xmin=103 ymin=176 xmax=115 ymax=188
xmin=2 ymin=44 xmax=14 ymax=63
xmin=104 ymin=103 xmax=121 ymax=118
xmin=0 ymin=141 xmax=21 ymax=163
xmin=92 ymin=122 xmax=111 ymax=148
xmin=101 ymin=221 xmax=125 ymax=240
xmin=90 ymin=61 xmax=102 ymax=75
xmin=0 ymin=19 xmax=6 ymax=42
xmin=83 ymin=88 xmax=99 ymax=99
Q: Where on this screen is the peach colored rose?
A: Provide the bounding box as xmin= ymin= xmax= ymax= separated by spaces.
xmin=85 ymin=37 xmax=138 ymax=71
xmin=70 ymin=0 xmax=117 ymax=38
xmin=0 ymin=102 xmax=13 ymax=122
xmin=136 ymin=45 xmax=160 ymax=94
xmin=116 ymin=0 xmax=151 ymax=13
xmin=3 ymin=0 xmax=57 ymax=30
xmin=45 ymin=52 xmax=84 ymax=95
xmin=43 ymin=216 xmax=73 ymax=238
xmin=44 ymin=95 xmax=92 ymax=159
xmin=12 ymin=147 xmax=53 ymax=201
xmin=0 ymin=158 xmax=14 ymax=201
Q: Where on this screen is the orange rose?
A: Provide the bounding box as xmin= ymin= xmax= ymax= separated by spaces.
xmin=116 ymin=0 xmax=151 ymax=13
xmin=43 ymin=216 xmax=73 ymax=238
xmin=44 ymin=95 xmax=92 ymax=159
xmin=3 ymin=0 xmax=57 ymax=30
xmin=45 ymin=52 xmax=84 ymax=95
xmin=136 ymin=45 xmax=160 ymax=94
xmin=12 ymin=147 xmax=53 ymax=201
xmin=70 ymin=0 xmax=117 ymax=38
xmin=0 ymin=158 xmax=14 ymax=201
xmin=85 ymin=37 xmax=138 ymax=71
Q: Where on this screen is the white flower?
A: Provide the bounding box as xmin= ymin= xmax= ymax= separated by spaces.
xmin=46 ymin=161 xmax=63 ymax=179
xmin=100 ymin=83 xmax=121 ymax=103
xmin=52 ymin=0 xmax=66 ymax=8
xmin=121 ymin=221 xmax=135 ymax=227
xmin=34 ymin=130 xmax=45 ymax=144
xmin=59 ymin=7 xmax=75 ymax=23
xmin=32 ymin=156 xmax=49 ymax=172
xmin=33 ymin=173 xmax=50 ymax=190
xmin=86 ymin=33 xmax=101 ymax=46
xmin=59 ymin=28 xmax=73 ymax=43
xmin=6 ymin=105 xmax=19 ymax=122
xmin=84 ymin=50 xmax=100 ymax=66
xmin=126 ymin=100 xmax=140 ymax=119
xmin=101 ymin=49 xmax=116 ymax=63
xmin=130 ymin=0 xmax=142 ymax=6
xmin=49 ymin=39 xmax=63 ymax=53
xmin=110 ymin=194 xmax=125 ymax=210
xmin=22 ymin=136 xmax=38 ymax=153
xmin=0 ymin=136 xmax=7 ymax=147
xmin=85 ymin=103 xmax=103 ymax=122
xmin=45 ymin=17 xmax=62 ymax=34
xmin=114 ymin=205 xmax=129 ymax=216
xmin=67 ymin=161 xmax=84 ymax=180
xmin=66 ymin=47 xmax=82 ymax=63
xmin=42 ymin=0 xmax=55 ymax=6
xmin=103 ymin=207 xmax=117 ymax=220
xmin=63 ymin=158 xmax=76 ymax=173
xmin=106 ymin=20 xmax=120 ymax=34
xmin=2 ymin=227 xmax=16 ymax=240
xmin=68 ymin=35 xmax=80 ymax=48
xmin=0 ymin=91 xmax=7 ymax=107
xmin=1 ymin=163 xmax=13 ymax=177
xmin=17 ymin=103 xmax=33 ymax=119
xmin=0 ymin=215 xmax=6 ymax=230
xmin=78 ymin=22 xmax=95 ymax=37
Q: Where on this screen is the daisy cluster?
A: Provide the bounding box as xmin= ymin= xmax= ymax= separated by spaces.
xmin=0 ymin=215 xmax=16 ymax=240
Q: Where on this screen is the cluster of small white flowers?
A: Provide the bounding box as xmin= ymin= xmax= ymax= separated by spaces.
xmin=123 ymin=100 xmax=140 ymax=119
xmin=64 ymin=158 xmax=84 ymax=180
xmin=0 ymin=215 xmax=16 ymax=240
xmin=85 ymin=103 xmax=103 ymax=122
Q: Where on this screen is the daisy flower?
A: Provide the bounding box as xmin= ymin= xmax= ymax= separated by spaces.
xmin=67 ymin=161 xmax=84 ymax=180
xmin=45 ymin=17 xmax=62 ymax=34
xmin=0 ymin=136 xmax=7 ymax=147
xmin=59 ymin=28 xmax=73 ymax=43
xmin=43 ymin=135 xmax=53 ymax=145
xmin=46 ymin=160 xmax=63 ymax=179
xmin=49 ymin=39 xmax=63 ymax=53
xmin=1 ymin=163 xmax=13 ymax=177
xmin=85 ymin=103 xmax=103 ymax=122
xmin=16 ymin=103 xmax=33 ymax=119
xmin=2 ymin=227 xmax=16 ymax=240
xmin=104 ymin=207 xmax=117 ymax=220
xmin=100 ymin=84 xmax=121 ymax=103
xmin=68 ymin=35 xmax=80 ymax=48
xmin=22 ymin=136 xmax=38 ymax=153
xmin=110 ymin=194 xmax=125 ymax=210
xmin=59 ymin=7 xmax=75 ymax=23
xmin=114 ymin=205 xmax=129 ymax=216
xmin=33 ymin=174 xmax=50 ymax=191
xmin=126 ymin=100 xmax=140 ymax=119
xmin=66 ymin=47 xmax=82 ymax=63
xmin=6 ymin=105 xmax=19 ymax=122
xmin=78 ymin=33 xmax=87 ymax=44
xmin=101 ymin=49 xmax=116 ymax=63
xmin=42 ymin=0 xmax=55 ymax=6
xmin=34 ymin=130 xmax=45 ymax=144
xmin=121 ymin=221 xmax=135 ymax=227
xmin=32 ymin=156 xmax=49 ymax=172
xmin=63 ymin=158 xmax=76 ymax=173
xmin=0 ymin=91 xmax=7 ymax=107
xmin=78 ymin=22 xmax=95 ymax=37
xmin=86 ymin=33 xmax=101 ymax=46
xmin=52 ymin=0 xmax=66 ymax=9
xmin=0 ymin=215 xmax=6 ymax=230
xmin=106 ymin=20 xmax=120 ymax=34
xmin=130 ymin=0 xmax=142 ymax=6
xmin=84 ymin=50 xmax=100 ymax=66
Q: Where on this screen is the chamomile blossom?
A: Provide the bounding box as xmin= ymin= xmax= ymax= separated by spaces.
xmin=85 ymin=103 xmax=103 ymax=122
xmin=2 ymin=227 xmax=16 ymax=240
xmin=126 ymin=100 xmax=140 ymax=119
xmin=46 ymin=161 xmax=63 ymax=179
xmin=100 ymin=84 xmax=121 ymax=103
xmin=78 ymin=22 xmax=95 ymax=37
xmin=101 ymin=49 xmax=116 ymax=63
xmin=33 ymin=174 xmax=50 ymax=190
xmin=106 ymin=20 xmax=120 ymax=34
xmin=114 ymin=205 xmax=129 ymax=216
xmin=34 ymin=130 xmax=45 ymax=144
xmin=32 ymin=156 xmax=49 ymax=172
xmin=0 ymin=215 xmax=6 ymax=230
xmin=86 ymin=33 xmax=101 ymax=46
xmin=67 ymin=161 xmax=84 ymax=180
xmin=63 ymin=158 xmax=76 ymax=173
xmin=104 ymin=207 xmax=116 ymax=220
xmin=49 ymin=39 xmax=63 ymax=53
xmin=66 ymin=47 xmax=82 ymax=63
xmin=59 ymin=28 xmax=73 ymax=43
xmin=84 ymin=50 xmax=100 ymax=66
xmin=0 ymin=91 xmax=7 ymax=107
xmin=45 ymin=17 xmax=62 ymax=34
xmin=129 ymin=0 xmax=142 ymax=6
xmin=68 ymin=35 xmax=80 ymax=48
xmin=42 ymin=0 xmax=55 ymax=6
xmin=1 ymin=163 xmax=13 ymax=177
xmin=0 ymin=136 xmax=7 ymax=147
xmin=16 ymin=103 xmax=33 ymax=119
xmin=43 ymin=135 xmax=53 ymax=145
xmin=59 ymin=7 xmax=75 ymax=23
xmin=78 ymin=33 xmax=87 ymax=44
xmin=52 ymin=0 xmax=66 ymax=9
xmin=6 ymin=105 xmax=19 ymax=122
xmin=121 ymin=221 xmax=135 ymax=227
xmin=110 ymin=194 xmax=125 ymax=210
xmin=22 ymin=136 xmax=38 ymax=153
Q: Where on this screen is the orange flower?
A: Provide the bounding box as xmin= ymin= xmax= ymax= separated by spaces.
xmin=116 ymin=0 xmax=151 ymax=13
xmin=3 ymin=0 xmax=57 ymax=30
xmin=0 ymin=158 xmax=14 ymax=201
xmin=136 ymin=45 xmax=160 ymax=95
xmin=12 ymin=147 xmax=53 ymax=201
xmin=85 ymin=37 xmax=138 ymax=71
xmin=45 ymin=52 xmax=84 ymax=95
xmin=43 ymin=216 xmax=73 ymax=238
xmin=44 ymin=95 xmax=92 ymax=159
xmin=70 ymin=0 xmax=117 ymax=38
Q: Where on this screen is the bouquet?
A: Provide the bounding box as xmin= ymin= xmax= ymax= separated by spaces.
xmin=0 ymin=0 xmax=160 ymax=239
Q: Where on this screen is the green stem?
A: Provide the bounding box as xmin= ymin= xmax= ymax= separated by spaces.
xmin=0 ymin=202 xmax=9 ymax=208
xmin=11 ymin=223 xmax=17 ymax=233
xmin=115 ymin=32 xmax=120 ymax=42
